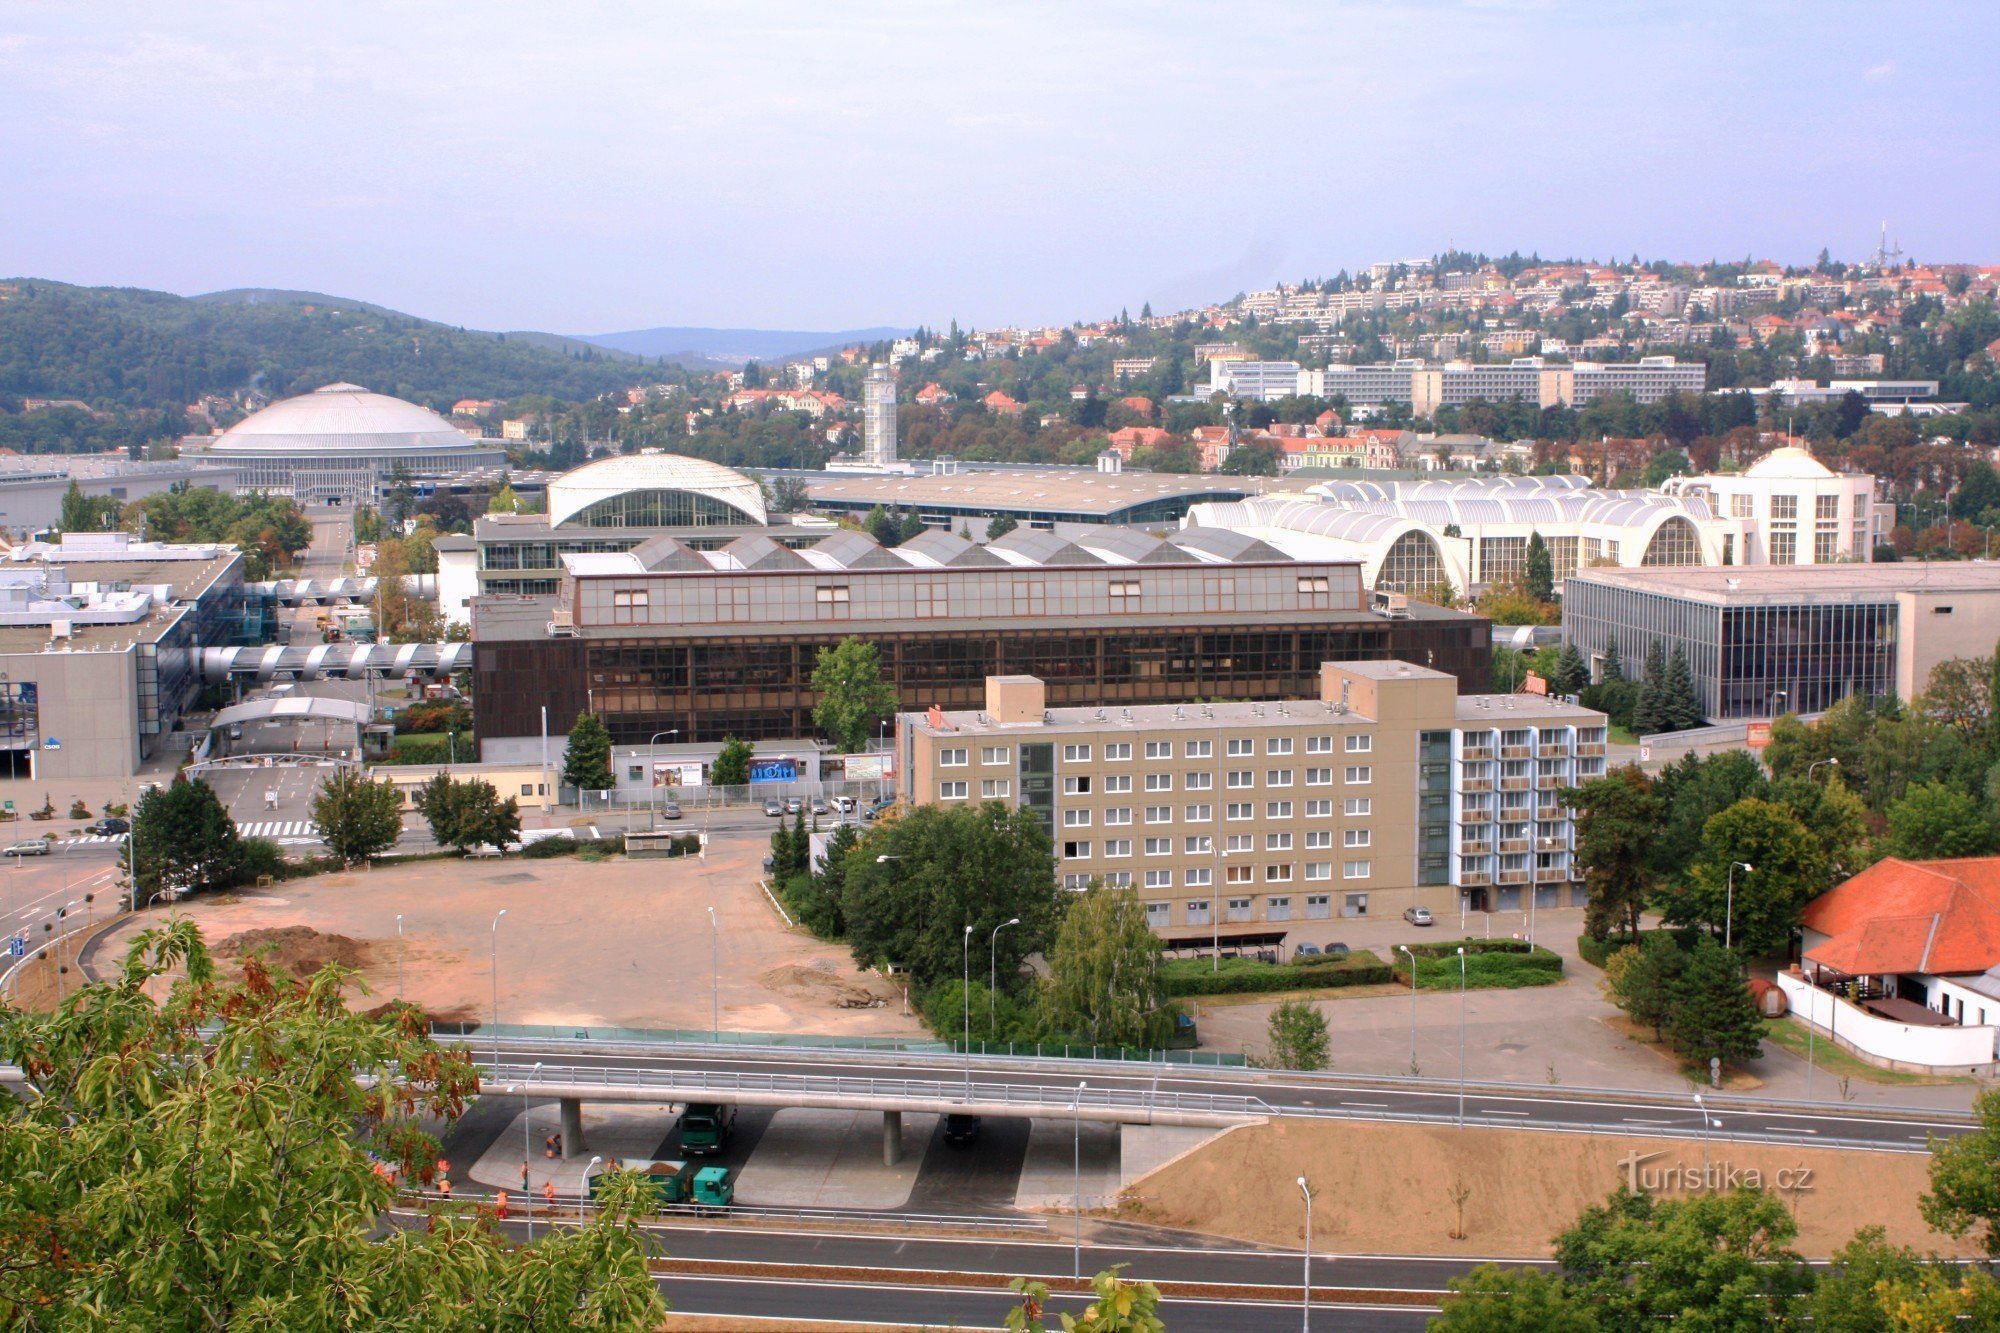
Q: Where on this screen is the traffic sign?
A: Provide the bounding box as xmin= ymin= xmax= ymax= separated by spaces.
xmin=8 ymin=934 xmax=24 ymax=958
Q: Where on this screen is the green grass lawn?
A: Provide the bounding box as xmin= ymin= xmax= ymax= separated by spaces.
xmin=1762 ymin=1016 xmax=1971 ymax=1087
xmin=1608 ymin=723 xmax=1640 ymax=746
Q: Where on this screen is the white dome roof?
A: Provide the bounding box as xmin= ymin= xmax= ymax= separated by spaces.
xmin=548 ymin=451 xmax=768 ymax=527
xmin=1744 ymin=446 xmax=1836 ymax=480
xmin=212 ymin=383 xmax=477 ymax=454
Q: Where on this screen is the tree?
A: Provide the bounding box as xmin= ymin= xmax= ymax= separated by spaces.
xmin=1431 ymin=1265 xmax=1602 ymax=1333
xmin=986 ymin=513 xmax=1018 ymax=539
xmin=131 ymin=777 xmax=243 ymax=899
xmin=1553 ymin=1186 xmax=1810 ymax=1330
xmin=840 ymin=802 xmax=1059 ymax=989
xmin=1882 ymin=780 xmax=1993 ymax=860
xmin=1601 ymin=632 xmax=1624 ymax=680
xmin=308 ymin=769 xmax=406 ymax=866
xmin=1041 ymin=885 xmax=1172 ymax=1048
xmin=1919 ymin=655 xmax=1993 ymax=740
xmin=1007 ymin=1265 xmax=1164 ymax=1333
xmin=412 ymin=773 xmax=522 ymax=854
xmin=768 ymin=475 xmax=813 ymax=513
xmin=1550 ymin=643 xmax=1589 ymax=697
xmin=811 ymin=636 xmax=898 ymax=754
xmin=58 ymin=479 xmax=122 ymax=533
xmin=1675 ymin=798 xmax=1823 ymax=956
xmin=0 ymin=920 xmax=667 ymax=1326
xmin=1524 ymin=531 xmax=1554 ymax=602
xmin=486 ymin=483 xmax=521 ymax=514
xmin=1563 ymin=766 xmax=1662 ymax=940
xmin=1264 ymin=997 xmax=1330 ymax=1071
xmin=1631 ymin=640 xmax=1668 ymax=736
xmin=1650 ymin=751 xmax=1770 ymax=882
xmin=1660 ymin=643 xmax=1704 ymax=731
xmin=1218 ymin=441 xmax=1281 ymax=475
xmin=1807 ymin=1227 xmax=2000 ymax=1332
xmin=793 ymin=822 xmax=857 ymax=937
xmin=1922 ymin=1086 xmax=2000 ymax=1255
xmin=1611 ymin=934 xmax=1687 ymax=1041
xmin=1667 ymin=936 xmax=1764 ymax=1068
xmin=562 ymin=712 xmax=614 ymax=793
xmin=711 ymin=736 xmax=753 ymax=787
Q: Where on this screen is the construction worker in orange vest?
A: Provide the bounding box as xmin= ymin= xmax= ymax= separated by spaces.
xmin=494 ymin=1190 xmax=508 ymax=1220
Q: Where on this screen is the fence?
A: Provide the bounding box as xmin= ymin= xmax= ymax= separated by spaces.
xmin=436 ymin=1021 xmax=1241 ymax=1065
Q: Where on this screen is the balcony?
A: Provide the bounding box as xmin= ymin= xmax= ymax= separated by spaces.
xmin=1499 ymin=806 xmax=1531 ymax=823
xmin=1498 ymin=777 xmax=1531 ymax=792
xmin=1460 ymin=746 xmax=1493 ymax=761
xmin=1535 ymin=776 xmax=1568 ymax=791
xmin=1536 ymin=868 xmax=1569 ymax=883
xmin=1497 ymin=870 xmax=1530 ymax=885
xmin=1536 ymin=836 xmax=1569 ymax=852
xmin=1459 ymin=873 xmax=1492 ymax=887
xmin=1460 ymin=779 xmax=1492 ymax=794
xmin=1576 ymin=743 xmax=1607 ymax=757
xmin=1537 ymin=742 xmax=1570 ymax=757
xmin=1496 ymin=836 xmax=1530 ymax=852
xmin=1500 ymin=745 xmax=1531 ymax=760
xmin=1459 ymin=841 xmax=1492 ymax=857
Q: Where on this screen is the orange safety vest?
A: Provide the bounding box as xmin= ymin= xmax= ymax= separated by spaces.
xmin=495 ymin=1191 xmax=508 ymax=1219
xmin=543 ymin=1180 xmax=557 ymax=1204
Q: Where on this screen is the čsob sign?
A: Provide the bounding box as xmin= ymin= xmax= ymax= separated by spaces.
xmin=748 ymin=758 xmax=799 ymax=785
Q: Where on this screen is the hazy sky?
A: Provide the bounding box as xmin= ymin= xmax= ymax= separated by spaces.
xmin=2 ymin=2 xmax=1994 ymax=334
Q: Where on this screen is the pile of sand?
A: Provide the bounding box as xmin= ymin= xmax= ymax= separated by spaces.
xmin=216 ymin=926 xmax=371 ymax=978
xmin=759 ymin=962 xmax=886 ymax=1008
xmin=1123 ymin=1117 xmax=1971 ymax=1259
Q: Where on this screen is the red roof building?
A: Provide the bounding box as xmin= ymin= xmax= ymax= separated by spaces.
xmin=982 ymin=390 xmax=1025 ymax=417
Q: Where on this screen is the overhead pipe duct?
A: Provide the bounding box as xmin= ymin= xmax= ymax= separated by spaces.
xmin=201 ymin=641 xmax=472 ymax=684
xmin=245 ymin=576 xmax=437 ymax=604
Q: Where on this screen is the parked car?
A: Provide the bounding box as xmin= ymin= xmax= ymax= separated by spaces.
xmin=88 ymin=818 xmax=129 ymax=836
xmin=660 ymin=800 xmax=683 ymax=820
xmin=783 ymin=797 xmax=804 ymax=815
xmin=1325 ymin=942 xmax=1351 ymax=957
xmin=762 ymin=799 xmax=783 ymax=817
xmin=1403 ymin=906 xmax=1434 ymax=927
xmin=943 ymin=1114 xmax=982 ymax=1146
xmin=833 ymin=796 xmax=857 ymax=813
xmin=3 ymin=839 xmax=50 ymax=857
xmin=809 ymin=798 xmax=829 ymax=816
xmin=1293 ymin=941 xmax=1322 ymax=958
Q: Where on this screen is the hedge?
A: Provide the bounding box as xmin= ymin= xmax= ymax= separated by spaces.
xmin=1577 ymin=928 xmax=1698 ymax=970
xmin=1160 ymin=951 xmax=1391 ymax=997
xmin=1389 ymin=939 xmax=1564 ymax=991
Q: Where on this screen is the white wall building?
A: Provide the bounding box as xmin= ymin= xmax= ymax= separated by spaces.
xmin=1659 ymin=446 xmax=1884 ymax=565
xmin=862 ymin=363 xmax=899 ymax=466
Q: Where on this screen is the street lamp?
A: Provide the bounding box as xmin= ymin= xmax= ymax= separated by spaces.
xmin=706 ymin=905 xmax=720 ymax=1043
xmin=962 ymin=923 xmax=974 ymax=1096
xmin=875 ymin=854 xmax=901 ymax=863
xmin=489 ymin=909 xmax=507 ymax=1066
xmin=1072 ymin=1080 xmax=1087 ymax=1278
xmin=1297 ymin=1176 xmax=1314 ymax=1332
xmin=514 ymin=1062 xmax=543 ymax=1242
xmin=1808 ymin=757 xmax=1840 ymax=782
xmin=581 ymin=1155 xmax=602 ymax=1223
xmin=1456 ymin=946 xmax=1468 ymax=1127
xmin=1397 ymin=944 xmax=1419 ymax=1069
xmin=989 ymin=917 xmax=1020 ymax=1042
xmin=396 ymin=913 xmax=405 ymax=1002
xmin=646 ymin=730 xmax=680 ymax=828
xmin=1725 ymin=862 xmax=1753 ymax=952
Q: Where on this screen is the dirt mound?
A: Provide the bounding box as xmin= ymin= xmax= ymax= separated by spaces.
xmin=217 ymin=926 xmax=371 ymax=977
xmin=759 ymin=963 xmax=885 ymax=1008
xmin=358 ymin=1000 xmax=478 ymax=1024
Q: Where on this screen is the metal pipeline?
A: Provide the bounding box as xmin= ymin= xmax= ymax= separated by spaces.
xmin=200 ymin=641 xmax=472 ymax=683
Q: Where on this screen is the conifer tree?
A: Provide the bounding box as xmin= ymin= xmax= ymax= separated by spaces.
xmin=1668 ymin=936 xmax=1764 ymax=1068
xmin=1632 ymin=640 xmax=1668 ymax=736
xmin=1524 ymin=531 xmax=1554 ymax=603
xmin=1662 ymin=643 xmax=1705 ymax=731
xmin=1552 ymin=643 xmax=1589 ymax=696
xmin=1601 ymin=631 xmax=1625 ymax=680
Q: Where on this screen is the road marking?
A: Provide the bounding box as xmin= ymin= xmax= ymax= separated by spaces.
xmin=1622 ymin=1117 xmax=1673 ymax=1125
xmin=1767 ymin=1127 xmax=1818 ymax=1135
xmin=1478 ymin=1109 xmax=1530 ymax=1117
xmin=1340 ymin=1101 xmax=1389 ymax=1109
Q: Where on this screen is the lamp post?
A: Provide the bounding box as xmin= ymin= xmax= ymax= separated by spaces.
xmin=1808 ymin=757 xmax=1840 ymax=782
xmin=706 ymin=905 xmax=720 ymax=1043
xmin=646 ymin=730 xmax=680 ymax=828
xmin=1693 ymin=1093 xmax=1713 ymax=1174
xmin=962 ymin=923 xmax=974 ymax=1097
xmin=1297 ymin=1176 xmax=1314 ymax=1331
xmin=1211 ymin=728 xmax=1225 ymax=972
xmin=489 ymin=909 xmax=507 ymax=1066
xmin=396 ymin=913 xmax=405 ymax=1002
xmin=1456 ymin=946 xmax=1468 ymax=1126
xmin=1072 ymin=1080 xmax=1087 ymax=1278
xmin=989 ymin=917 xmax=1020 ymax=1043
xmin=1397 ymin=944 xmax=1419 ymax=1069
xmin=516 ymin=1062 xmax=543 ymax=1242
xmin=581 ymin=1155 xmax=602 ymax=1222
xmin=1725 ymin=861 xmax=1753 ymax=952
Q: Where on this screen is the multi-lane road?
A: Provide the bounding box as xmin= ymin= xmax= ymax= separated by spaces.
xmin=469 ymin=1033 xmax=1975 ymax=1151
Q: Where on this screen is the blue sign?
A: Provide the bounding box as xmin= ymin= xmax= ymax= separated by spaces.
xmin=41 ymin=738 xmax=59 ymax=750
xmin=748 ymin=757 xmax=799 ymax=785
xmin=7 ymin=934 xmax=23 ymax=959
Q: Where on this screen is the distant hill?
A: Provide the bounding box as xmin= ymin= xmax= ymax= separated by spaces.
xmin=0 ymin=279 xmax=659 ymax=413
xmin=579 ymin=325 xmax=913 ymax=366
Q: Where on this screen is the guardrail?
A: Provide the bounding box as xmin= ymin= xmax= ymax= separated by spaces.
xmin=449 ymin=1022 xmax=1243 ymax=1066
xmin=484 ymin=1061 xmax=1267 ymax=1119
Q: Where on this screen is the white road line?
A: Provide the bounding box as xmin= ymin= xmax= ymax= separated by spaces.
xmin=1340 ymin=1101 xmax=1390 ymax=1109
xmin=1478 ymin=1109 xmax=1530 ymax=1117
xmin=1768 ymin=1127 xmax=1818 ymax=1135
xmin=1622 ymin=1117 xmax=1674 ymax=1125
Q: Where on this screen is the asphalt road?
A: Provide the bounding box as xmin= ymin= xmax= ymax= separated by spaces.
xmin=471 ymin=1036 xmax=1973 ymax=1152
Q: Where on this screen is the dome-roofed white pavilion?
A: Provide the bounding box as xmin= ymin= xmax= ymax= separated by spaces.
xmin=546 ymin=451 xmax=768 ymax=528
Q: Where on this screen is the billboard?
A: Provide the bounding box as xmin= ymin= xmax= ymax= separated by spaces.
xmin=844 ymin=753 xmax=895 ymax=782
xmin=1745 ymin=721 xmax=1772 ymax=750
xmin=651 ymin=761 xmax=705 ymax=788
xmin=749 ymin=757 xmax=800 ymax=785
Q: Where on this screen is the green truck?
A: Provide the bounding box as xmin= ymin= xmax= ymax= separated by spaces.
xmin=592 ymin=1159 xmax=733 ymax=1210
xmin=677 ymin=1102 xmax=736 ymax=1155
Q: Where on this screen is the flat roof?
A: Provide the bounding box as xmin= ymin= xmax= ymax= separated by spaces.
xmin=1564 ymin=561 xmax=2000 ymax=605
xmin=1455 ymin=693 xmax=1606 ymax=725
xmin=0 ymin=602 xmax=190 ymax=654
xmin=52 ymin=554 xmax=240 ymax=602
xmin=909 ymin=695 xmax=1385 ymax=738
xmin=805 ymin=469 xmax=1311 ymax=516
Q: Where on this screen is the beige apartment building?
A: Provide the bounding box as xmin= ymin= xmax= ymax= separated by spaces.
xmin=901 ymin=661 xmax=1608 ymax=950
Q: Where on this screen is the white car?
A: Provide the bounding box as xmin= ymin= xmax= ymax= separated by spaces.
xmin=3 ymin=839 xmax=50 ymax=857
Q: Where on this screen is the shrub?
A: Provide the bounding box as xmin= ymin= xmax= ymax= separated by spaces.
xmin=1390 ymin=940 xmax=1564 ymax=991
xmin=520 ymin=835 xmax=578 ymax=858
xmin=1578 ymin=927 xmax=1699 ymax=970
xmin=1160 ymin=951 xmax=1390 ymax=997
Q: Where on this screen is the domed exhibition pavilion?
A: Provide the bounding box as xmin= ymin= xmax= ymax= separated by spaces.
xmin=191 ymin=383 xmax=506 ymax=505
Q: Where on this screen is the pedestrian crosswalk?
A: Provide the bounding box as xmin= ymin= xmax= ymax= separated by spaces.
xmin=238 ymin=821 xmax=320 ymax=840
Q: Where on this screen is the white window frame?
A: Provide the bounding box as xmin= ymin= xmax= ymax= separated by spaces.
xmin=939 ymin=781 xmax=968 ymax=800
xmin=940 ymin=748 xmax=969 ymax=767
xmin=1062 ymin=744 xmax=1092 ymax=763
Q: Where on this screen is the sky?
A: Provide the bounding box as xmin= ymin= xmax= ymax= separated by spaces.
xmin=1 ymin=2 xmax=1995 ymax=335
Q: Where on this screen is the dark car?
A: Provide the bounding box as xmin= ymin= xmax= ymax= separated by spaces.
xmin=89 ymin=818 xmax=130 ymax=836
xmin=1325 ymin=942 xmax=1351 ymax=957
xmin=1293 ymin=941 xmax=1322 ymax=958
xmin=943 ymin=1114 xmax=982 ymax=1146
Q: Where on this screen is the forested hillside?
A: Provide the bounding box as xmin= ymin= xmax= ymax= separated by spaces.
xmin=0 ymin=279 xmax=656 ymax=414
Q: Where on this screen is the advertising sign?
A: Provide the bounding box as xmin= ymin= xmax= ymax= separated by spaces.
xmin=749 ymin=757 xmax=799 ymax=785
xmin=1745 ymin=721 xmax=1772 ymax=750
xmin=844 ymin=754 xmax=894 ymax=782
xmin=650 ymin=761 xmax=705 ymax=788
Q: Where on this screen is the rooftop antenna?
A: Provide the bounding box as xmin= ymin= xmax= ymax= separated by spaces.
xmin=1872 ymin=222 xmax=1904 ymax=270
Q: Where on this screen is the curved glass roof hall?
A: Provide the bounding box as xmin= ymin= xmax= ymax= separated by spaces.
xmin=562 ymin=489 xmax=763 ymax=528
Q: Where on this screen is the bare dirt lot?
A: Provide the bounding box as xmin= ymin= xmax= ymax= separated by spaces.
xmin=88 ymin=837 xmax=923 ymax=1038
xmin=1123 ymin=1118 xmax=1977 ymax=1260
